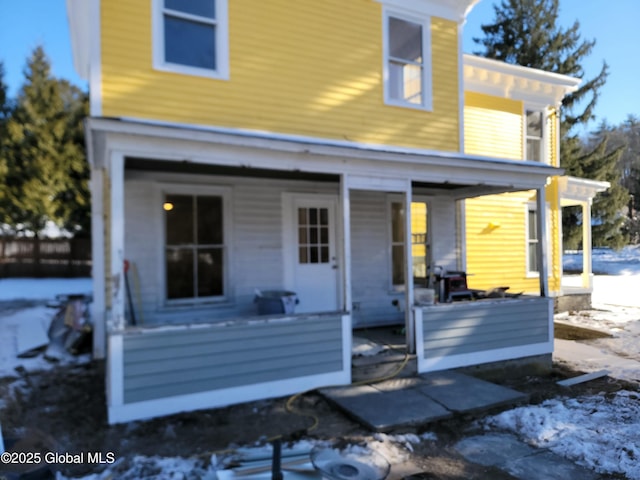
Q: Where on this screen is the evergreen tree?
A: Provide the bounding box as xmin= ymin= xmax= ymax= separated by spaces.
xmin=0 ymin=63 xmax=10 ymax=210
xmin=475 ymin=0 xmax=628 ymax=248
xmin=1 ymin=46 xmax=89 ymax=236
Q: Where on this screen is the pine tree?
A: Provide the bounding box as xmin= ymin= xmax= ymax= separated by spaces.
xmin=1 ymin=46 xmax=89 ymax=236
xmin=0 ymin=63 xmax=10 ymax=210
xmin=475 ymin=0 xmax=628 ymax=248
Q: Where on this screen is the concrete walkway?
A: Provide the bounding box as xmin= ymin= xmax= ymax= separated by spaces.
xmin=455 ymin=433 xmax=601 ymax=480
xmin=554 ymin=338 xmax=640 ymax=382
xmin=320 ymin=370 xmax=528 ymax=431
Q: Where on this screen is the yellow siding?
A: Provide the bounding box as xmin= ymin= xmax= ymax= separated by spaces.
xmin=100 ymin=0 xmax=460 ymax=151
xmin=464 ymin=92 xmax=523 ymax=160
xmin=465 ymin=185 xmax=562 ymax=295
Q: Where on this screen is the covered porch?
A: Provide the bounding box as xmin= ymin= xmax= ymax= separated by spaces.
xmin=86 ymin=117 xmax=561 ymax=422
xmin=558 ymin=176 xmax=610 ymax=294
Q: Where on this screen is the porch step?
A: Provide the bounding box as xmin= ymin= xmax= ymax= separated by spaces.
xmin=320 ymin=371 xmax=528 ymax=432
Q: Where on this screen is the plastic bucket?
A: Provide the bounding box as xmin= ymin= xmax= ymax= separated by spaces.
xmin=255 ymin=290 xmax=298 ymax=315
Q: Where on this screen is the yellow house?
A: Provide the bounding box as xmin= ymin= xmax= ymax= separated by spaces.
xmin=67 ymin=0 xmax=605 ymax=423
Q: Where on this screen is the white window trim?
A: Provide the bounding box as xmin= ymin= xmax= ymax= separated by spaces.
xmin=156 ymin=183 xmax=232 ymax=307
xmin=523 ymin=106 xmax=549 ymax=164
xmin=382 ymin=6 xmax=433 ymax=111
xmin=525 ymin=202 xmax=551 ymax=277
xmin=152 ymin=0 xmax=229 ymax=80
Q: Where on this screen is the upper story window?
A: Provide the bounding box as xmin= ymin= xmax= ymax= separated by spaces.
xmin=153 ymin=0 xmax=229 ymax=80
xmin=525 ymin=110 xmax=544 ymax=162
xmin=383 ymin=9 xmax=432 ymax=110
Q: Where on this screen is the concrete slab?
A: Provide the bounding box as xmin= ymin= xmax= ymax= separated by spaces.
xmin=320 ymin=384 xmax=451 ymax=431
xmin=455 ymin=434 xmax=599 ymax=480
xmin=418 ymin=371 xmax=528 ymax=413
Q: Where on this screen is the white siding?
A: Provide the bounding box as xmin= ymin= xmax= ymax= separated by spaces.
xmin=350 ymin=190 xmax=403 ymax=327
xmin=124 ymin=170 xmax=338 ymax=324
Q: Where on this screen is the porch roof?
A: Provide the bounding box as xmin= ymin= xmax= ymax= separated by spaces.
xmin=86 ymin=116 xmax=562 ymax=198
xmin=558 ymin=176 xmax=610 ymax=206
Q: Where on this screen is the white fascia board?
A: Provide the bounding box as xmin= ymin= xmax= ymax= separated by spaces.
xmin=378 ymin=0 xmax=480 ymax=22
xmin=463 ymin=54 xmax=581 ymax=106
xmin=66 ymin=0 xmax=91 ymax=80
xmin=86 ymin=116 xmax=561 ymax=191
xmin=558 ymin=175 xmax=610 ymax=205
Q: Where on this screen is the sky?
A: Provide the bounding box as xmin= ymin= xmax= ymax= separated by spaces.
xmin=0 ymin=0 xmax=639 ymax=133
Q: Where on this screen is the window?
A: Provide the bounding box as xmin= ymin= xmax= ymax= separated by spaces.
xmin=390 ymin=201 xmax=430 ymax=288
xmin=298 ymin=207 xmax=330 ymax=264
xmin=526 ymin=110 xmax=544 ymax=162
xmin=527 ymin=207 xmax=539 ymax=274
xmin=383 ymin=10 xmax=432 ymax=110
xmin=154 ymin=0 xmax=229 ymax=79
xmin=164 ymin=193 xmax=226 ymax=301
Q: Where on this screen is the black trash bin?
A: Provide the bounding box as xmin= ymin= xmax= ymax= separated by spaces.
xmin=255 ymin=290 xmax=298 ymax=315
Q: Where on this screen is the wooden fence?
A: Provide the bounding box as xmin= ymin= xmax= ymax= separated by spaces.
xmin=0 ymin=237 xmax=91 ymax=278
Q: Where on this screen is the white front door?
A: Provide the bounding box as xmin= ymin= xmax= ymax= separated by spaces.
xmin=284 ymin=194 xmax=340 ymax=313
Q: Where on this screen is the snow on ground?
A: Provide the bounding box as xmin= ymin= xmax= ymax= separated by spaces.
xmin=0 ymin=278 xmax=92 ymax=377
xmin=482 ymin=391 xmax=640 ymax=479
xmin=6 ymin=249 xmax=640 ymax=479
xmin=0 ymin=277 xmax=92 ymax=302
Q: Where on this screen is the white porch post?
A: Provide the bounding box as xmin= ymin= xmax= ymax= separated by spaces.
xmin=582 ymin=200 xmax=593 ymax=290
xmin=404 ymin=184 xmax=415 ymax=353
xmin=536 ymin=187 xmax=549 ymax=297
xmin=340 ymin=175 xmax=352 ymax=312
xmin=110 ymin=152 xmax=126 ymax=331
xmin=90 ymin=167 xmax=106 ymax=358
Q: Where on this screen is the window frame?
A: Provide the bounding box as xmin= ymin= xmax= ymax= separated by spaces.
xmin=158 ymin=184 xmax=232 ymax=307
xmin=152 ymin=0 xmax=229 ymax=80
xmin=382 ymin=7 xmax=433 ymax=111
xmin=387 ymin=196 xmax=431 ymax=291
xmin=525 ymin=202 xmax=551 ymax=277
xmin=524 ymin=108 xmax=546 ymax=163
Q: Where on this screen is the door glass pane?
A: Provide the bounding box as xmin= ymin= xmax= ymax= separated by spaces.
xmin=298 ymin=208 xmax=307 ymax=226
xmin=321 ymin=246 xmax=329 ymax=263
xmin=299 ymin=247 xmax=308 ymax=264
xmin=165 ymin=195 xmax=193 ymax=245
xmin=310 ymin=246 xmax=319 ymax=263
xmin=197 ymin=196 xmax=223 ymax=244
xmin=298 ymin=227 xmax=308 ymax=244
xmin=165 ymin=16 xmax=216 ymax=70
xmin=197 ymin=248 xmax=223 ymax=297
xmin=309 ymin=208 xmax=318 ymax=225
xmin=166 ymin=248 xmax=194 ymax=299
xmin=310 ymin=226 xmax=318 ymax=244
xmin=320 ymin=208 xmax=328 ymax=225
xmin=166 ymin=0 xmax=216 ymax=19
xmin=320 ymin=227 xmax=328 ymax=244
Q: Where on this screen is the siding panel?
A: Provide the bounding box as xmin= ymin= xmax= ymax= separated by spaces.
xmin=122 ymin=314 xmax=344 ymax=403
xmin=101 ymin=0 xmax=460 ymax=152
xmin=421 ymin=297 xmax=550 ymax=358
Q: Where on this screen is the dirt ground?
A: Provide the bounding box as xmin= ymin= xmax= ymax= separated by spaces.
xmin=0 ymin=351 xmax=634 ymax=480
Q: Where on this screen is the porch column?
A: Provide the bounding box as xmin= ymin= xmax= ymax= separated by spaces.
xmin=110 ymin=151 xmax=126 ymax=331
xmin=581 ymin=200 xmax=593 ymax=289
xmin=536 ymin=187 xmax=549 ymax=297
xmin=90 ymin=166 xmax=106 ymax=358
xmin=340 ymin=175 xmax=352 ymax=312
xmin=404 ymin=184 xmax=415 ymax=353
